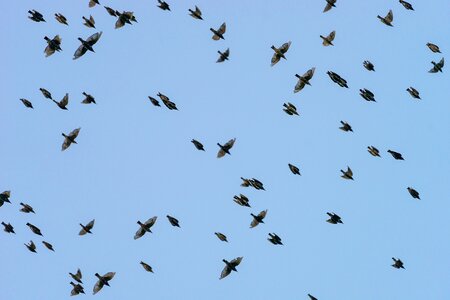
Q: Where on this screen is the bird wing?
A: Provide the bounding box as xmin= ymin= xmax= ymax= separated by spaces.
xmin=230 ymin=256 xmax=243 ymax=267
xmin=87 ymin=31 xmax=102 ymax=46
xmin=250 ymin=218 xmax=259 ymax=228
xmin=134 ymin=227 xmax=145 ymax=239
xmin=103 ymin=272 xmax=116 ymax=281
xmin=62 ymin=137 xmax=72 ymax=151
xmin=195 ymin=6 xmax=202 ymax=15
xmin=115 ymin=18 xmax=125 ymax=29
xmin=44 ymin=45 xmax=55 ymax=57
xmin=60 ymin=93 xmax=69 ymax=107
xmin=258 ymin=209 xmax=268 ymax=219
xmin=328 ymin=30 xmax=336 ymax=41
xmin=386 ymin=10 xmax=393 ymax=22
xmin=76 ymin=269 xmax=82 ymax=279
xmin=218 ymin=22 xmax=226 ymax=34
xmin=220 ymin=266 xmax=232 ymax=279
xmin=93 ymin=280 xmax=104 ymax=294
xmin=144 ymin=216 xmax=157 ymax=228
xmin=223 ymin=138 xmax=236 ymax=150
xmin=271 ymin=53 xmax=281 ymax=66
xmin=323 ymin=3 xmax=332 ymax=12
xmin=85 ymin=219 xmax=95 ymax=230
xmin=279 ymin=41 xmax=291 ymax=54
xmin=304 ymin=67 xmax=316 ymax=80
xmin=73 ymin=44 xmax=88 ymax=60
xmin=347 ymin=167 xmax=353 ymax=176
xmin=438 ymin=57 xmax=444 ymax=67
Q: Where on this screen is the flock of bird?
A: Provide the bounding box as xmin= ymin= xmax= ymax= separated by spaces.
xmin=3 ymin=0 xmax=445 ymax=298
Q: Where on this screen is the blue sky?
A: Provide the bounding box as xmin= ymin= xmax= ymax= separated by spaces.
xmin=1 ymin=0 xmax=450 ymax=299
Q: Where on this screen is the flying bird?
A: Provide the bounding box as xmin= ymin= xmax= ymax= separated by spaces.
xmin=25 ymin=240 xmax=37 ymax=253
xmin=217 ymin=48 xmax=230 ymax=63
xmin=387 ymin=149 xmax=404 ymax=160
xmin=220 ymin=257 xmax=243 ymax=279
xmin=70 ymin=282 xmax=85 ymax=296
xmin=115 ymin=11 xmax=137 ymax=29
xmin=20 ymin=98 xmax=33 ymax=109
xmin=140 ymin=261 xmax=154 ymax=273
xmin=62 ymin=128 xmax=81 ymax=151
xmin=426 ymin=42 xmax=441 ymax=53
xmin=340 ymin=166 xmax=353 ymax=180
xmin=407 ymin=187 xmax=420 ymax=200
xmin=166 ymin=215 xmax=180 ymax=227
xmin=217 ymin=138 xmax=236 ymax=158
xmin=157 ymin=0 xmax=171 ymax=11
xmin=326 ymin=212 xmax=343 ymax=224
xmin=44 ymin=35 xmax=62 ymax=57
xmin=429 ymin=58 xmax=444 ymax=73
xmin=81 ymin=92 xmax=96 ymax=104
xmin=359 ymin=88 xmax=376 ymax=102
xmin=406 ymin=87 xmax=421 ymax=99
xmin=134 ymin=216 xmax=157 ymax=239
xmin=40 ymin=88 xmax=52 ymax=100
xmin=363 ymin=60 xmax=375 ymax=71
xmin=69 ymin=269 xmax=83 ymax=284
xmin=148 ymin=96 xmax=160 ymax=107
xmin=392 ymin=258 xmax=405 ymax=269
xmin=191 ymin=139 xmax=205 ymax=151
xmin=104 ymin=6 xmax=117 ymax=17
xmin=283 ymin=102 xmax=299 ymax=116
xmin=73 ymin=31 xmax=102 ymax=60
xmin=339 ymin=121 xmax=353 ymax=132
xmin=20 ymin=202 xmax=35 ymax=213
xmin=189 ymin=6 xmax=203 ymax=20
xmin=367 ymin=146 xmax=381 ymax=157
xmin=82 ymin=15 xmax=96 ymax=28
xmin=215 ymin=232 xmax=228 ymax=242
xmin=323 ymin=0 xmax=337 ymax=12
xmin=28 ymin=10 xmax=45 ymax=22
xmin=250 ymin=178 xmax=265 ymax=190
xmin=233 ymin=194 xmax=251 ymax=207
xmin=377 ymin=9 xmax=393 ymax=26
xmin=1 ymin=222 xmax=15 ymax=234
xmin=42 ymin=241 xmax=55 ymax=251
xmin=210 ymin=22 xmax=226 ymax=40
xmin=157 ymin=92 xmax=178 ymax=110
xmin=270 ymin=41 xmax=291 ymax=66
xmin=79 ymin=219 xmax=95 ymax=235
xmin=0 ymin=191 xmax=11 ymax=207
xmin=308 ymin=294 xmax=319 ymax=300
xmin=54 ymin=13 xmax=68 ymax=25
xmin=288 ymin=163 xmax=301 ymax=175
xmin=52 ymin=93 xmax=69 ymax=110
xmin=93 ymin=272 xmax=116 ymax=295
xmin=320 ymin=30 xmax=335 ymax=46
xmin=294 ymin=67 xmax=315 ymax=93
xmin=89 ymin=0 xmax=100 ymax=8
xmin=26 ymin=223 xmax=43 ymax=236
xmin=250 ymin=210 xmax=267 ymax=228
xmin=327 ymin=71 xmax=348 ymax=88
xmin=399 ymin=0 xmax=414 ymax=10
xmin=268 ymin=233 xmax=283 ymax=245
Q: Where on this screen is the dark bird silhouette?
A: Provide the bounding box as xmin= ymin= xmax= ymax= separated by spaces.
xmin=1 ymin=222 xmax=15 ymax=234
xmin=217 ymin=48 xmax=230 ymax=63
xmin=93 ymin=272 xmax=115 ymax=294
xmin=189 ymin=6 xmax=203 ymax=20
xmin=271 ymin=41 xmax=291 ymax=66
xmin=215 ymin=232 xmax=228 ymax=242
xmin=0 ymin=191 xmax=11 ymax=207
xmin=268 ymin=233 xmax=283 ymax=245
xmin=367 ymin=146 xmax=381 ymax=157
xmin=340 ymin=166 xmax=354 ymax=180
xmin=62 ymin=128 xmax=81 ymax=151
xmin=327 ymin=71 xmax=348 ymax=88
xmin=25 ymin=240 xmax=37 ymax=253
xmin=104 ymin=6 xmax=117 ymax=17
xmin=339 ymin=121 xmax=353 ymax=132
xmin=399 ymin=0 xmax=414 ymax=10
xmin=40 ymin=88 xmax=52 ymax=100
xmin=250 ymin=210 xmax=267 ymax=228
xmin=191 ymin=139 xmax=205 ymax=151
xmin=323 ymin=0 xmax=337 ymax=12
xmin=148 ymin=96 xmax=160 ymax=107
xmin=81 ymin=92 xmax=96 ymax=104
xmin=157 ymin=92 xmax=178 ymax=110
xmin=363 ymin=60 xmax=375 ymax=71
xmin=73 ymin=31 xmax=102 ymax=60
xmin=26 ymin=223 xmax=43 ymax=236
xmin=69 ymin=269 xmax=83 ymax=284
xmin=429 ymin=58 xmax=444 ymax=73
xmin=70 ymin=282 xmax=85 ymax=296
xmin=140 ymin=261 xmax=154 ymax=273
xmin=387 ymin=149 xmax=404 ymax=160
xmin=52 ymin=93 xmax=68 ymax=110
xmin=20 ymin=98 xmax=33 ymax=109
xmin=220 ymin=257 xmax=243 ymax=279
xmin=320 ymin=30 xmax=335 ymax=46
xmin=250 ymin=178 xmax=265 ymax=190
xmin=326 ymin=212 xmax=343 ymax=224
xmin=89 ymin=0 xmax=100 ymax=8
xmin=42 ymin=241 xmax=55 ymax=251
xmin=359 ymin=88 xmax=376 ymax=102
xmin=20 ymin=202 xmax=35 ymax=213
xmin=210 ymin=22 xmax=226 ymax=40
xmin=44 ymin=35 xmax=62 ymax=57
xmin=283 ymin=102 xmax=299 ymax=116
xmin=377 ymin=9 xmax=393 ymax=26
xmin=54 ymin=13 xmax=68 ymax=25
xmin=115 ymin=11 xmax=137 ymax=29
xmin=28 ymin=10 xmax=45 ymax=22
xmin=426 ymin=42 xmax=441 ymax=53
xmin=134 ymin=216 xmax=157 ymax=239
xmin=288 ymin=163 xmax=301 ymax=175
xmin=308 ymin=294 xmax=319 ymax=300
xmin=294 ymin=67 xmax=315 ymax=93
xmin=233 ymin=194 xmax=251 ymax=207
xmin=79 ymin=219 xmax=95 ymax=235
xmin=82 ymin=15 xmax=96 ymax=28
xmin=157 ymin=0 xmax=171 ymax=11
xmin=167 ymin=215 xmax=180 ymax=227
xmin=406 ymin=87 xmax=421 ymax=99
xmin=217 ymin=138 xmax=236 ymax=158
xmin=392 ymin=257 xmax=405 ymax=269
xmin=407 ymin=187 xmax=420 ymax=200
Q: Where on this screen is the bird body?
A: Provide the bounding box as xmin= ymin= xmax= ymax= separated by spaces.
xmin=20 ymin=98 xmax=33 ymax=109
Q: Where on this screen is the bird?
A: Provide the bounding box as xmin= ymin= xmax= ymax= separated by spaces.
xmin=191 ymin=139 xmax=205 ymax=151
xmin=407 ymin=187 xmax=420 ymax=200
xmin=140 ymin=261 xmax=154 ymax=273
xmin=327 ymin=71 xmax=348 ymax=88
xmin=377 ymin=9 xmax=393 ymax=26
xmin=308 ymin=294 xmax=319 ymax=300
xmin=288 ymin=163 xmax=301 ymax=175
xmin=215 ymin=232 xmax=228 ymax=242
xmin=363 ymin=60 xmax=375 ymax=71
xmin=115 ymin=11 xmax=137 ymax=29
xmin=54 ymin=13 xmax=68 ymax=25
xmin=320 ymin=30 xmax=335 ymax=46
xmin=429 ymin=58 xmax=444 ymax=73
xmin=326 ymin=212 xmax=343 ymax=224
xmin=81 ymin=92 xmax=96 ymax=104
xmin=367 ymin=146 xmax=381 ymax=157
xmin=157 ymin=0 xmax=171 ymax=11
xmin=104 ymin=6 xmax=117 ymax=17
xmin=426 ymin=42 xmax=441 ymax=53
xmin=79 ymin=219 xmax=95 ymax=235
xmin=387 ymin=149 xmax=404 ymax=160
xmin=240 ymin=177 xmax=252 ymax=187
xmin=82 ymin=15 xmax=96 ymax=28
xmin=283 ymin=102 xmax=299 ymax=116
xmin=1 ymin=222 xmax=15 ymax=234
xmin=294 ymin=67 xmax=315 ymax=93
xmin=268 ymin=233 xmax=283 ymax=245
xmin=323 ymin=0 xmax=337 ymax=13
xmin=62 ymin=128 xmax=81 ymax=151
xmin=134 ymin=216 xmax=157 ymax=239
xmin=189 ymin=6 xmax=203 ymax=20
xmin=20 ymin=98 xmax=33 ymax=109
xmin=42 ymin=241 xmax=55 ymax=251
xmin=69 ymin=269 xmax=83 ymax=284
xmin=340 ymin=166 xmax=353 ymax=180
xmin=359 ymin=88 xmax=376 ymax=102
xmin=25 ymin=240 xmax=37 ymax=253
xmin=70 ymin=282 xmax=85 ymax=296
xmin=19 ymin=202 xmax=35 ymax=213
xmin=39 ymin=88 xmax=53 ymax=100
xmin=217 ymin=48 xmax=230 ymax=63
xmin=28 ymin=10 xmax=45 ymax=22
xmin=89 ymin=0 xmax=100 ymax=8
xmin=220 ymin=257 xmax=243 ymax=279
xmin=339 ymin=121 xmax=353 ymax=132
xmin=26 ymin=223 xmax=43 ymax=236
xmin=250 ymin=178 xmax=265 ymax=190
xmin=210 ymin=22 xmax=226 ymax=40
xmin=52 ymin=93 xmax=69 ymax=110
xmin=73 ymin=31 xmax=102 ymax=60
xmin=157 ymin=92 xmax=178 ymax=110
xmin=392 ymin=258 xmax=405 ymax=269
xmin=399 ymin=0 xmax=414 ymax=10
xmin=217 ymin=138 xmax=236 ymax=158
xmin=250 ymin=210 xmax=268 ymax=228
xmin=233 ymin=194 xmax=251 ymax=207
xmin=0 ymin=191 xmax=11 ymax=207
xmin=270 ymin=41 xmax=291 ymax=66
xmin=148 ymin=96 xmax=161 ymax=107
xmin=44 ymin=35 xmax=62 ymax=57
xmin=93 ymin=272 xmax=116 ymax=294
xmin=167 ymin=215 xmax=180 ymax=227
xmin=406 ymin=87 xmax=421 ymax=99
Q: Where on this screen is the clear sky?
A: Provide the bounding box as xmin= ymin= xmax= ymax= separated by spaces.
xmin=1 ymin=0 xmax=450 ymax=299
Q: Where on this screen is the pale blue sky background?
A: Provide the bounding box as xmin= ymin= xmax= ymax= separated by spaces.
xmin=1 ymin=0 xmax=450 ymax=299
